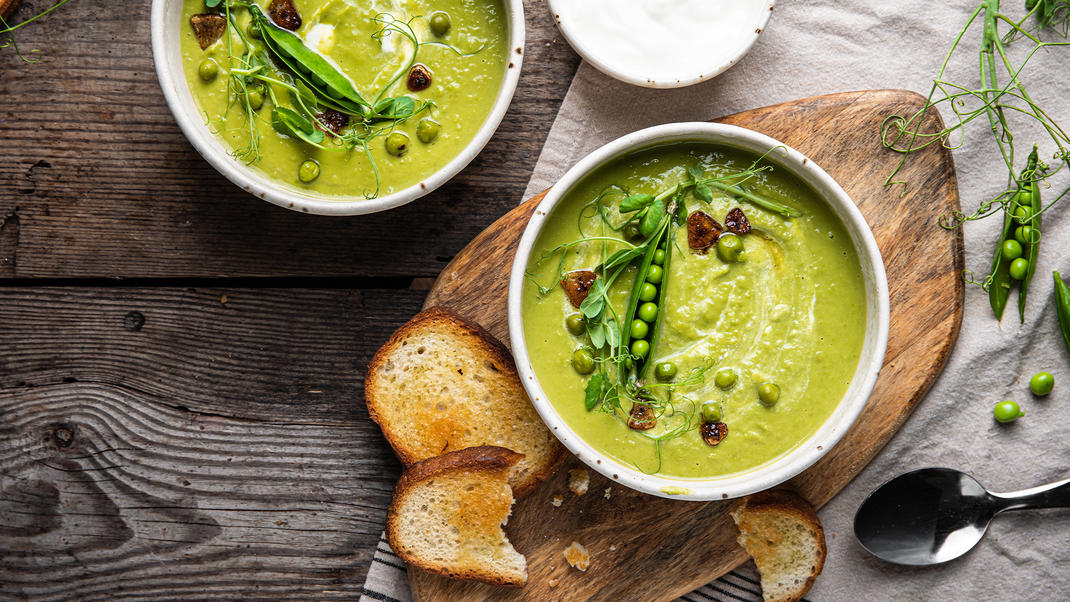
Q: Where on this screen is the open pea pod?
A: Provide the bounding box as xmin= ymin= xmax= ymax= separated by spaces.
xmin=988 ymin=199 xmax=1017 ymax=320
xmin=250 ymin=6 xmax=367 ymax=114
xmin=1054 ymin=272 xmax=1070 ymax=355
xmin=620 ymin=219 xmax=672 ymax=382
xmin=1017 ymin=146 xmax=1041 ymax=323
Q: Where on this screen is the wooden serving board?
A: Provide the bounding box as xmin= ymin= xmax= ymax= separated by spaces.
xmin=415 ymin=90 xmax=964 ymax=602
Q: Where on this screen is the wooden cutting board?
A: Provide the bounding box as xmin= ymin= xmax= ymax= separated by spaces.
xmin=414 ymin=89 xmax=964 ymax=602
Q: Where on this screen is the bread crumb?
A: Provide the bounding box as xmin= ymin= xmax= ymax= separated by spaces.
xmin=569 ymin=469 xmax=589 ymax=496
xmin=609 ymin=545 xmax=616 ymax=551
xmin=604 ymin=487 xmax=611 ymax=499
xmin=563 ymin=542 xmax=589 ymax=572
xmin=551 ymin=495 xmax=563 ymax=507
xmin=548 ymin=578 xmax=559 ymax=588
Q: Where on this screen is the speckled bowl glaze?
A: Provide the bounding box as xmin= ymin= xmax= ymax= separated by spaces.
xmin=546 ymin=0 xmax=775 ymax=88
xmin=151 ymin=0 xmax=524 ymax=215
xmin=508 ymin=122 xmax=890 ymax=501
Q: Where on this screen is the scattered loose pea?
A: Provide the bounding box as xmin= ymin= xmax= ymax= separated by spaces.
xmin=758 ymin=382 xmax=780 ymax=406
xmin=623 ymin=224 xmax=642 ymax=241
xmin=247 ymin=21 xmax=262 ymax=39
xmin=247 ymin=88 xmax=265 ymax=111
xmin=198 ymin=59 xmax=219 ymax=81
xmin=714 ymin=368 xmax=737 ymax=389
xmin=637 ymin=302 xmax=658 ymax=322
xmin=639 ymin=283 xmax=657 ymax=302
xmin=654 ymin=362 xmax=677 ymax=381
xmin=630 ymin=319 xmax=649 ymax=340
xmin=701 ymin=402 xmax=722 ymax=423
xmin=298 ymin=159 xmax=320 ymax=183
xmin=717 ymin=233 xmax=746 ymax=263
xmin=429 ymin=11 xmax=451 ymax=35
xmin=993 ymin=400 xmax=1024 ymax=423
xmin=1009 ymin=257 xmax=1029 ymax=280
xmin=572 ymin=348 xmax=595 ymax=375
xmin=416 ymin=119 xmax=440 ymax=143
xmin=1002 ymin=239 xmax=1023 ymax=261
xmin=385 ymin=132 xmax=410 ymax=156
xmin=646 ymin=264 xmax=664 ymax=284
xmin=565 ymin=313 xmax=585 ymax=336
xmin=631 ymin=339 xmax=650 ymax=359
xmin=1030 ymin=371 xmax=1054 ymax=395
xmin=653 ymin=249 xmax=666 ymax=265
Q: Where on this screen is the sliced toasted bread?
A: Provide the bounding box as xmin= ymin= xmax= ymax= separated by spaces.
xmin=386 ymin=446 xmax=528 ymax=587
xmin=730 ymin=489 xmax=827 ymax=602
xmin=1 ymin=0 xmax=21 ymax=21
xmin=365 ymin=306 xmax=565 ymax=499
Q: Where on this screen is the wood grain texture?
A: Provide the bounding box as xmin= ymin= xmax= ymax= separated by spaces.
xmin=0 ymin=288 xmax=429 ymax=599
xmin=416 ymin=90 xmax=965 ymax=602
xmin=0 ymin=0 xmax=580 ymax=279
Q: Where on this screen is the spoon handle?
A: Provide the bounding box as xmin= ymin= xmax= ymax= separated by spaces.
xmin=993 ymin=476 xmax=1070 ymax=512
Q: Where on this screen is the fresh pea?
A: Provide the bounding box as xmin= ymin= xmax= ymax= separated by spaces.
xmin=715 ymin=368 xmax=737 ymax=389
xmin=639 ymin=283 xmax=657 ymax=302
xmin=416 ymin=119 xmax=440 ymax=143
xmin=758 ymin=382 xmax=780 ymax=406
xmin=637 ymin=302 xmax=658 ymax=322
xmin=298 ymin=159 xmax=320 ymax=183
xmin=717 ymin=233 xmax=746 ymax=263
xmin=247 ymin=87 xmax=265 ymax=111
xmin=701 ymin=402 xmax=722 ymax=423
xmin=631 ymin=339 xmax=650 ymax=359
xmin=646 ymin=264 xmax=664 ymax=284
xmin=247 ymin=21 xmax=262 ymax=40
xmin=1002 ymin=239 xmax=1023 ymax=261
xmin=1030 ymin=371 xmax=1054 ymax=395
xmin=1010 ymin=257 xmax=1029 ymax=280
xmin=623 ymin=223 xmax=642 ymax=241
xmin=1015 ymin=226 xmax=1034 ymax=245
xmin=653 ymin=249 xmax=666 ymax=265
xmin=572 ymin=348 xmax=595 ymax=374
xmin=993 ymin=400 xmax=1024 ymax=423
xmin=198 ymin=59 xmax=219 ymax=81
xmin=630 ymin=319 xmax=649 ymax=340
xmin=429 ymin=11 xmax=451 ymax=35
xmin=566 ymin=313 xmax=585 ymax=336
xmin=385 ymin=132 xmax=410 ymax=156
xmin=654 ymin=362 xmax=677 ymax=381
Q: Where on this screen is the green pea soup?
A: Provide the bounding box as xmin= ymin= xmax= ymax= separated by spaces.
xmin=181 ymin=0 xmax=508 ymax=197
xmin=521 ymin=142 xmax=868 ymax=479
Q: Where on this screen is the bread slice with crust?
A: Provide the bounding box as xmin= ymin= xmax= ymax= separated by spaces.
xmin=1 ymin=0 xmax=21 ymax=21
xmin=730 ymin=489 xmax=827 ymax=602
xmin=365 ymin=306 xmax=565 ymax=499
xmin=386 ymin=446 xmax=527 ymax=587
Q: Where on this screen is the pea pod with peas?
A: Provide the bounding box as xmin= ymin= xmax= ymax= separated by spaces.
xmin=989 ymin=146 xmax=1041 ymax=323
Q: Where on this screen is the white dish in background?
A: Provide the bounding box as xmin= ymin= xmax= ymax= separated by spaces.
xmin=547 ymin=0 xmax=774 ymax=88
xmin=150 ymin=0 xmax=525 ymax=216
xmin=508 ymin=122 xmax=889 ymax=501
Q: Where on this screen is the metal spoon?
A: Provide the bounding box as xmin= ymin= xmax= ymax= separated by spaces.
xmin=853 ymin=467 xmax=1070 ymax=565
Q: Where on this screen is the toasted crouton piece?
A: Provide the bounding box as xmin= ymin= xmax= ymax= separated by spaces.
xmin=568 ymin=469 xmax=589 ymax=496
xmin=563 ymin=542 xmax=589 ymax=572
xmin=268 ymin=0 xmax=301 ymax=31
xmin=190 ymin=13 xmax=226 ymax=50
xmin=1 ymin=0 xmax=21 ymax=22
xmin=365 ymin=306 xmax=565 ymax=499
xmin=386 ymin=446 xmax=528 ymax=587
xmin=730 ymin=489 xmax=827 ymax=602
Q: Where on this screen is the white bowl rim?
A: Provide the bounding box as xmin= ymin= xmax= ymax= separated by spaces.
xmin=150 ymin=0 xmax=525 ymax=215
xmin=545 ymin=0 xmax=775 ymax=89
xmin=508 ymin=122 xmax=890 ymax=501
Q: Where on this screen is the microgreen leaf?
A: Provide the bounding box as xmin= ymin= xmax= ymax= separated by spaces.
xmin=602 ymin=247 xmax=645 ymax=270
xmin=580 ymin=280 xmax=606 ymax=319
xmin=640 ymin=199 xmax=665 ymax=237
xmin=205 ymin=0 xmax=223 ymax=7
xmin=272 ymin=107 xmax=325 ymax=145
xmin=695 ymin=182 xmax=713 ymax=203
xmin=588 ymin=321 xmax=606 ymax=349
xmin=585 ymin=374 xmax=604 ymax=411
xmin=606 ymin=320 xmax=621 ymax=350
xmin=619 ymin=194 xmax=654 ymax=213
xmin=688 ymin=167 xmax=704 ymax=181
xmin=292 ymin=80 xmax=320 ymax=112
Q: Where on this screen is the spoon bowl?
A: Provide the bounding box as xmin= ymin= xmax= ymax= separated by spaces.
xmin=854 ymin=467 xmax=1070 ymax=565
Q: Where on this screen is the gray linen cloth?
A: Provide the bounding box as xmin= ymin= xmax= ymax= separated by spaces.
xmin=362 ymin=0 xmax=1070 ymax=599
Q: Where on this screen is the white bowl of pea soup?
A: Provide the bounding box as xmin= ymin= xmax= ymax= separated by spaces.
xmin=508 ymin=123 xmax=889 ymax=501
xmin=152 ymin=0 xmax=523 ymax=215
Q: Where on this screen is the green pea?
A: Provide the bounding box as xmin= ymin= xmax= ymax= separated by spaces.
xmin=247 ymin=88 xmax=265 ymax=111
xmin=994 ymin=400 xmax=1024 ymax=423
xmin=653 ymin=249 xmax=666 ymax=265
xmin=565 ymin=313 xmax=585 ymax=336
xmin=639 ymin=282 xmax=657 ymax=302
xmin=717 ymin=233 xmax=746 ymax=263
xmin=654 ymin=362 xmax=677 ymax=381
xmin=701 ymin=402 xmax=722 ymax=423
xmin=631 ymin=339 xmax=650 ymax=359
xmin=248 ymin=21 xmax=262 ymax=40
xmin=198 ymin=59 xmax=219 ymax=81
xmin=630 ymin=319 xmax=649 ymax=340
xmin=429 ymin=11 xmax=451 ymax=35
xmin=572 ymin=348 xmax=595 ymax=375
xmin=1030 ymin=371 xmax=1054 ymax=395
xmin=637 ymin=302 xmax=658 ymax=323
xmin=298 ymin=159 xmax=320 ymax=183
xmin=758 ymin=382 xmax=780 ymax=406
xmin=416 ymin=119 xmax=440 ymax=143
xmin=1002 ymin=239 xmax=1023 ymax=260
xmin=715 ymin=368 xmax=737 ymax=389
xmin=623 ymin=223 xmax=642 ymax=241
xmin=1015 ymin=225 xmax=1034 ymax=245
xmin=646 ymin=264 xmax=664 ymax=284
xmin=1014 ymin=204 xmax=1033 ymax=223
xmin=385 ymin=132 xmax=410 ymax=156
xmin=1009 ymin=257 xmax=1029 ymax=280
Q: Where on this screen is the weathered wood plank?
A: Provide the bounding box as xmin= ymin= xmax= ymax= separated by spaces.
xmin=0 ymin=0 xmax=580 ymax=279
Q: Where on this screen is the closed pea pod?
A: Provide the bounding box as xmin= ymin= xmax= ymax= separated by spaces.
xmin=1053 ymin=272 xmax=1070 ymax=358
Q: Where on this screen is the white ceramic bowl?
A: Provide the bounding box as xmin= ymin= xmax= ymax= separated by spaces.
xmin=508 ymin=122 xmax=889 ymax=501
xmin=546 ymin=0 xmax=775 ymax=88
xmin=151 ymin=0 xmax=525 ymax=215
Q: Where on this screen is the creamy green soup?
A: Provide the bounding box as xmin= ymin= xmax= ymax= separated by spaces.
xmin=181 ymin=0 xmax=508 ymax=197
xmin=522 ymin=142 xmax=867 ymax=479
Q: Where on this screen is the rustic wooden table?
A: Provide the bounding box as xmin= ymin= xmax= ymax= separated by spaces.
xmin=0 ymin=1 xmax=580 ymax=598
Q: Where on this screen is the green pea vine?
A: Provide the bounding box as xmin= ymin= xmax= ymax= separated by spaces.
xmin=1 ymin=0 xmax=75 ymax=65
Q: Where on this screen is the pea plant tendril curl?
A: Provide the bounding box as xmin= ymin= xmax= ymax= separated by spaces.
xmin=880 ymin=0 xmax=1070 ymax=322
xmin=1 ymin=0 xmax=75 ymax=64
